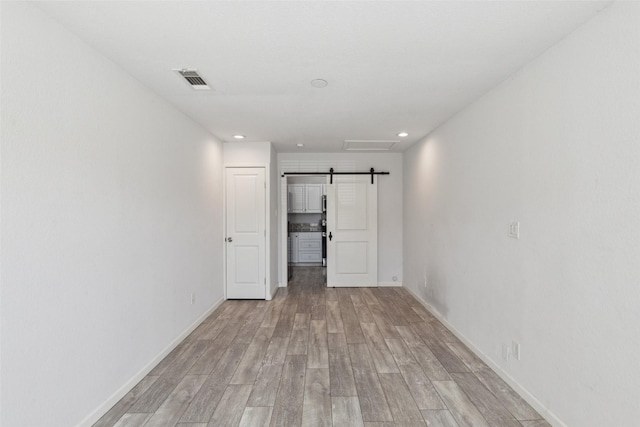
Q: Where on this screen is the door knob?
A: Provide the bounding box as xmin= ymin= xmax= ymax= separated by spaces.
xmin=226 ymin=237 xmax=233 ymax=242
xmin=328 ymin=232 xmax=332 ymax=241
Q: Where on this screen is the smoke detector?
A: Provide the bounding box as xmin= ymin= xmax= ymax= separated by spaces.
xmin=310 ymin=79 xmax=328 ymax=88
xmin=174 ymin=69 xmax=212 ymax=90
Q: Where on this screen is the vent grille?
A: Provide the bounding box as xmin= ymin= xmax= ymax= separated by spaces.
xmin=175 ymin=69 xmax=211 ymax=90
xmin=343 ymin=140 xmax=398 ymax=151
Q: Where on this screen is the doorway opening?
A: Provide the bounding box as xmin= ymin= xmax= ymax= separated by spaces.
xmin=285 ymin=175 xmax=327 ymax=287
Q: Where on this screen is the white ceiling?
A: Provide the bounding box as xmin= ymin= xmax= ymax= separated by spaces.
xmin=36 ymin=1 xmax=611 ymax=153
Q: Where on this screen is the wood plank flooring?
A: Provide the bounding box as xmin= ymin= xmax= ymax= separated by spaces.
xmin=95 ymin=267 xmax=548 ymax=427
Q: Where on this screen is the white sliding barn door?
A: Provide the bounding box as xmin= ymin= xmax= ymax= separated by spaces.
xmin=225 ymin=167 xmax=266 ymax=299
xmin=326 ymin=175 xmax=378 ymax=287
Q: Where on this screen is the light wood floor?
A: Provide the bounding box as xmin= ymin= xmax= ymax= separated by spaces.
xmin=94 ymin=267 xmax=550 ymax=427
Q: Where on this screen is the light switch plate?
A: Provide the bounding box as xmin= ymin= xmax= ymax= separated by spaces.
xmin=512 ymin=341 xmax=521 ymax=360
xmin=502 ymin=344 xmax=511 ymax=361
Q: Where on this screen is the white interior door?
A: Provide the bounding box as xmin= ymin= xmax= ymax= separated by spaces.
xmin=226 ymin=167 xmax=266 ymax=299
xmin=326 ymin=175 xmax=378 ymax=287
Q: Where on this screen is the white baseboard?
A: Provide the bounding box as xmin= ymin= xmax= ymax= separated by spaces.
xmin=268 ymin=281 xmax=279 ymax=300
xmin=402 ymin=286 xmax=566 ymax=427
xmin=75 ymin=297 xmax=224 ymax=427
xmin=378 ymin=281 xmax=403 ymax=287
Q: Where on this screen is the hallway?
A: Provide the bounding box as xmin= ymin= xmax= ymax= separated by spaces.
xmin=95 ymin=267 xmax=549 ymax=427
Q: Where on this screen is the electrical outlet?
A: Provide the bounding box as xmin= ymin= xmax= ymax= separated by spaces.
xmin=190 ymin=293 xmax=195 ymax=305
xmin=502 ymin=344 xmax=511 ymax=361
xmin=512 ymin=341 xmax=521 ymax=360
xmin=508 ymin=221 xmax=520 ymax=239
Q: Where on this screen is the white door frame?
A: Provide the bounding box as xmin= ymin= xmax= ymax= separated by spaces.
xmin=279 ymin=174 xmax=289 ymax=287
xmin=279 ymin=174 xmax=328 ymax=287
xmin=224 ymin=164 xmax=271 ymax=300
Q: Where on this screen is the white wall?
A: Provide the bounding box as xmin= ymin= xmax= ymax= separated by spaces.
xmin=278 ymin=153 xmax=403 ymax=285
xmin=403 ymin=2 xmax=639 ymax=426
xmin=0 ymin=3 xmax=224 ymax=426
xmin=223 ymin=141 xmax=273 ymax=165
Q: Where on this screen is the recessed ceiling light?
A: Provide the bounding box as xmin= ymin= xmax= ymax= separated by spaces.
xmin=310 ymin=79 xmax=328 ymax=88
xmin=296 ymin=143 xmax=304 ymax=147
xmin=397 ymin=132 xmax=409 ymax=137
xmin=233 ymin=135 xmax=245 ymax=139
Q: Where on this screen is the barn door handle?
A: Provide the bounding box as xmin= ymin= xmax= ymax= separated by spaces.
xmin=328 ymin=232 xmax=332 ymax=241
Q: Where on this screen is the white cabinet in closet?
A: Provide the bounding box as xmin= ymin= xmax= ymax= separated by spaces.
xmin=290 ymin=232 xmax=322 ymax=264
xmin=288 ymin=184 xmax=323 ymax=213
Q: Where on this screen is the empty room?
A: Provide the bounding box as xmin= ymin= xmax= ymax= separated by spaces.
xmin=1 ymin=1 xmax=638 ymax=427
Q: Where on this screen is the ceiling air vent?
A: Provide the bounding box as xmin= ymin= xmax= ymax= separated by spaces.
xmin=343 ymin=140 xmax=399 ymax=151
xmin=175 ymin=69 xmax=212 ymax=90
